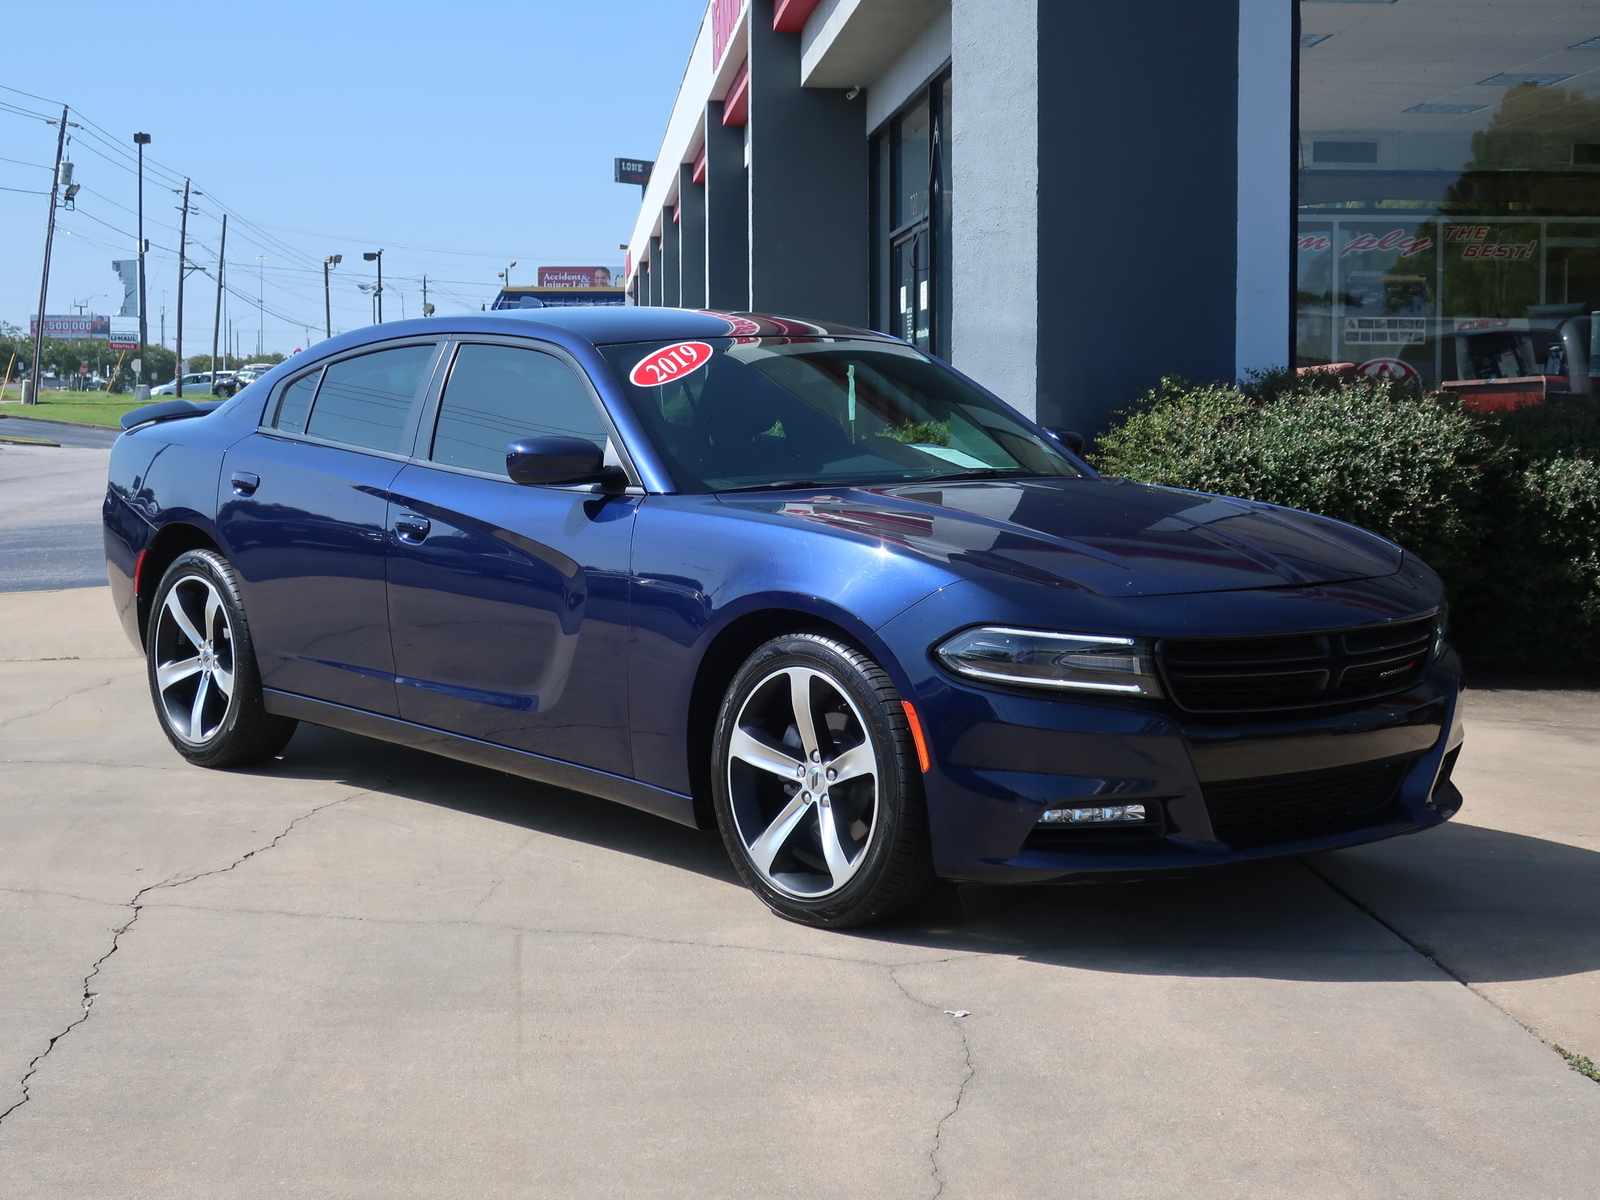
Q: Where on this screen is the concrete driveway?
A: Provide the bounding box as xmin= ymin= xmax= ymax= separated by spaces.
xmin=0 ymin=440 xmax=117 ymax=592
xmin=1 ymin=586 xmax=1597 ymax=1198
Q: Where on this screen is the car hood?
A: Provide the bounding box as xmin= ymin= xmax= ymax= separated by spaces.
xmin=734 ymin=477 xmax=1404 ymax=597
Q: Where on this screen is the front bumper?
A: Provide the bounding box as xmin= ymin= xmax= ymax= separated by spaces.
xmin=913 ymin=657 xmax=1463 ymax=882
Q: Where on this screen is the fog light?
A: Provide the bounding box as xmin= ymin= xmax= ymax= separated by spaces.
xmin=1038 ymin=803 xmax=1148 ymax=825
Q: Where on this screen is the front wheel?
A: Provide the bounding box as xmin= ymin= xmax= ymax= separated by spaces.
xmin=146 ymin=549 xmax=297 ymax=768
xmin=712 ymin=634 xmax=935 ymax=928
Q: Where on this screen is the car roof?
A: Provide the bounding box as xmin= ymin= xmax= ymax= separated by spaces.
xmin=307 ymin=307 xmax=892 ymax=357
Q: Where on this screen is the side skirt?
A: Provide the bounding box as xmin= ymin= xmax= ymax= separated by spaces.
xmin=263 ymin=688 xmax=702 ymax=829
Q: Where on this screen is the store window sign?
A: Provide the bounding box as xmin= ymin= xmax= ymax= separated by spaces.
xmin=1341 ymin=229 xmax=1433 ymax=259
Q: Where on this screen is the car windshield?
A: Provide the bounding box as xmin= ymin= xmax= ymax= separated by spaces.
xmin=597 ymin=337 xmax=1081 ymax=492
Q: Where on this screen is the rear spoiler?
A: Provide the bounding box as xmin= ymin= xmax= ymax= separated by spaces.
xmin=119 ymin=398 xmax=224 ymax=431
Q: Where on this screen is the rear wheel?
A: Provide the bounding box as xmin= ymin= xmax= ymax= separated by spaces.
xmin=712 ymin=634 xmax=935 ymax=928
xmin=146 ymin=549 xmax=296 ymax=768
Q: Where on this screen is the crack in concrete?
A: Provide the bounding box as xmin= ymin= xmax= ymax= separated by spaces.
xmin=0 ymin=676 xmax=122 ymax=734
xmin=887 ymin=963 xmax=976 ymax=1199
xmin=0 ymin=790 xmax=365 ymax=1132
xmin=1299 ymin=857 xmax=1600 ymax=1086
xmin=468 ymin=832 xmax=542 ymax=920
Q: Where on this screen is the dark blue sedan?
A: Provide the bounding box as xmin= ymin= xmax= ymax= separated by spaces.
xmin=103 ymin=307 xmax=1463 ymax=927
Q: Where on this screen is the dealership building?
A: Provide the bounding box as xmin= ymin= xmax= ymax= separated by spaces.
xmin=626 ymin=0 xmax=1600 ymax=431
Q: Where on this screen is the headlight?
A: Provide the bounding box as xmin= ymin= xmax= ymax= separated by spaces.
xmin=934 ymin=626 xmax=1164 ymax=697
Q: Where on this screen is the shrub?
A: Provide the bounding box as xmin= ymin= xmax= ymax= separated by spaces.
xmin=1091 ymin=371 xmax=1600 ymax=677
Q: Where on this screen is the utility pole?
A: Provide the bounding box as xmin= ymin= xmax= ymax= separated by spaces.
xmin=364 ymin=249 xmax=385 ymax=323
xmin=256 ymin=255 xmax=266 ymax=356
xmin=323 ymin=254 xmax=341 ymax=339
xmin=133 ymin=132 xmax=151 ymax=399
xmin=174 ymin=179 xmax=192 ymax=398
xmin=422 ymin=275 xmax=434 ymax=318
xmin=26 ymin=107 xmax=70 ymax=406
xmin=211 ymin=213 xmax=227 ymax=386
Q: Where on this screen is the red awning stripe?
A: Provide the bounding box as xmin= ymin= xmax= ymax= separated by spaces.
xmin=772 ymin=0 xmax=822 ymax=32
xmin=722 ymin=59 xmax=750 ymax=127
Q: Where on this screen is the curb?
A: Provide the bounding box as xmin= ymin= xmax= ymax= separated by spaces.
xmin=0 ymin=413 xmax=123 ymax=433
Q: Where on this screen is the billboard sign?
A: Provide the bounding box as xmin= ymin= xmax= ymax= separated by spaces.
xmin=31 ymin=314 xmax=110 ymax=340
xmin=109 ymin=317 xmax=139 ymax=349
xmin=614 ymin=158 xmax=653 ymax=186
xmin=538 ymin=266 xmax=615 ymax=288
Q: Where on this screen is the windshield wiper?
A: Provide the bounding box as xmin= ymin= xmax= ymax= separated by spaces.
xmin=911 ymin=468 xmax=1045 ymax=483
xmin=714 ymin=480 xmax=826 ymax=493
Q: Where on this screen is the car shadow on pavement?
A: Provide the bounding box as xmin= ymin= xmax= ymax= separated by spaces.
xmin=265 ymin=724 xmax=1600 ymax=986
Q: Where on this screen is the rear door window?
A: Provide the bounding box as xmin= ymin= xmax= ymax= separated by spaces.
xmin=303 ymin=344 xmax=436 ymax=454
xmin=429 ymin=343 xmax=607 ymax=477
xmin=272 ymin=369 xmax=321 ymax=434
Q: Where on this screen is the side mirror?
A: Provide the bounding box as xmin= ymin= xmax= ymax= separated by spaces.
xmin=1047 ymin=428 xmax=1086 ymax=456
xmin=505 ymin=436 xmax=622 ymax=487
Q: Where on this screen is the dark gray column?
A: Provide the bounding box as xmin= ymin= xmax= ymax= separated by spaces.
xmin=644 ymin=256 xmax=656 ymax=308
xmin=678 ymin=163 xmax=708 ymax=309
xmin=660 ymin=206 xmax=681 ymax=308
xmin=1033 ymin=0 xmax=1241 ymax=432
xmin=746 ymin=0 xmax=869 ymax=326
xmin=704 ymin=100 xmax=749 ymax=311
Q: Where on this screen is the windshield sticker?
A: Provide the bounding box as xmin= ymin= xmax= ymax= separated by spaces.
xmin=629 ymin=341 xmax=714 ymax=387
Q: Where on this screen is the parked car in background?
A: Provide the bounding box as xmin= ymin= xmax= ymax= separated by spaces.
xmin=150 ymin=371 xmax=226 ymax=397
xmin=213 ymin=365 xmax=272 ymax=398
xmin=103 ymin=307 xmax=1464 ymax=928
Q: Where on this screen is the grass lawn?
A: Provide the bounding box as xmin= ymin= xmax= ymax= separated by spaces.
xmin=0 ymin=388 xmax=189 ymax=428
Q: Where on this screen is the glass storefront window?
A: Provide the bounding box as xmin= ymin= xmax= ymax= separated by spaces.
xmin=871 ymin=71 xmax=952 ymax=357
xmin=1297 ymin=2 xmax=1600 ymax=389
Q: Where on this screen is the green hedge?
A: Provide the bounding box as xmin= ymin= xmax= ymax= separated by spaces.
xmin=1091 ymin=371 xmax=1600 ymax=676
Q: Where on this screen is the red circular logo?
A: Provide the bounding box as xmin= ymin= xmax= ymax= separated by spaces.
xmin=629 ymin=341 xmax=714 ymax=387
xmin=1357 ymin=358 xmax=1420 ymax=383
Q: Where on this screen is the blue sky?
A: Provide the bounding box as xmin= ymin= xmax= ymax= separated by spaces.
xmin=0 ymin=0 xmax=703 ymax=357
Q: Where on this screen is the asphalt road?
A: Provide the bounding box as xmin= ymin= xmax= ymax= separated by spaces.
xmin=1 ymin=586 xmax=1597 ymax=1197
xmin=0 ymin=434 xmax=115 ymax=593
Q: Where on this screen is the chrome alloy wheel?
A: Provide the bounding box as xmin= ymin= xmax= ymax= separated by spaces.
xmin=727 ymin=666 xmax=880 ymax=899
xmin=152 ymin=574 xmax=237 ymax=745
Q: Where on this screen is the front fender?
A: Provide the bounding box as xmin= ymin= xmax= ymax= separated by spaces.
xmin=627 ymin=494 xmax=960 ymax=794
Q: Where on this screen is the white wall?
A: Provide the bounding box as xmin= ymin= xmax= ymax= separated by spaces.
xmin=949 ymin=0 xmax=1037 ymax=416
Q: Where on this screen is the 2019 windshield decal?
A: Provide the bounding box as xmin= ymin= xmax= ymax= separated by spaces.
xmin=629 ymin=341 xmax=714 ymax=387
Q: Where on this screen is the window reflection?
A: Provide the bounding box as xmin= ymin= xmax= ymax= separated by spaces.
xmin=1297 ymin=1 xmax=1600 ymax=390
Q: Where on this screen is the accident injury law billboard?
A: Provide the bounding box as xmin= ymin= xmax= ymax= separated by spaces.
xmin=538 ymin=266 xmax=617 ymax=288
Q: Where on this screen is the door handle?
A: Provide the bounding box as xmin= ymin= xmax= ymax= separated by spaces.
xmin=394 ymin=513 xmax=431 ymax=543
xmin=230 ymin=471 xmax=260 ymax=496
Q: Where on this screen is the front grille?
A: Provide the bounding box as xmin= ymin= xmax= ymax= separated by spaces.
xmin=1159 ymin=616 xmax=1435 ymax=714
xmin=1203 ymin=757 xmax=1412 ymax=848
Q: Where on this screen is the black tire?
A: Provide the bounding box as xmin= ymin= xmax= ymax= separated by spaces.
xmin=712 ymin=633 xmax=935 ymax=928
xmin=145 ymin=549 xmax=297 ymax=768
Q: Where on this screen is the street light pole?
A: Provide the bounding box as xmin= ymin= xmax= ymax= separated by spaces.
xmin=323 ymin=254 xmax=341 ymax=339
xmin=27 ymin=106 xmax=69 ymax=406
xmin=133 ymin=132 xmax=150 ymax=399
xmin=363 ymin=250 xmax=384 ymax=323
